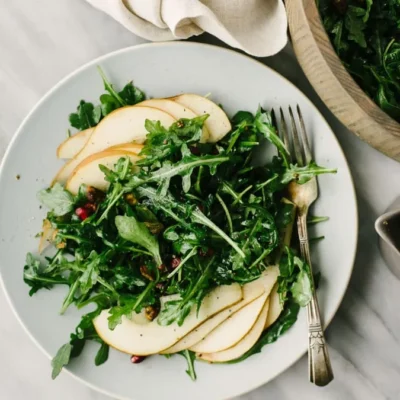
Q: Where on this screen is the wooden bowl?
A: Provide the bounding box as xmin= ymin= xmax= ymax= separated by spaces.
xmin=286 ymin=0 xmax=400 ymax=160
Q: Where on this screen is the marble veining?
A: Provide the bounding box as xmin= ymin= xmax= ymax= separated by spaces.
xmin=1 ymin=0 xmax=400 ymax=399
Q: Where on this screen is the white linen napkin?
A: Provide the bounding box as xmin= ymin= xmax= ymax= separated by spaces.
xmin=85 ymin=0 xmax=288 ymax=57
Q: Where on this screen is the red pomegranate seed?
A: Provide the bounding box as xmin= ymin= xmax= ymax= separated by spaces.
xmin=131 ymin=355 xmax=146 ymax=364
xmin=75 ymin=207 xmax=89 ymax=221
xmin=171 ymin=257 xmax=181 ymax=269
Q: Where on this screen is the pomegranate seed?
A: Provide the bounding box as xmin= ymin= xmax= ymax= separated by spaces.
xmin=131 ymin=355 xmax=146 ymax=364
xmin=171 ymin=257 xmax=181 ymax=269
xmin=156 ymin=283 xmax=165 ymax=291
xmin=75 ymin=207 xmax=89 ymax=221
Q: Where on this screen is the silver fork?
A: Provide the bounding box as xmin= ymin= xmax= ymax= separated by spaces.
xmin=273 ymin=105 xmax=334 ymax=387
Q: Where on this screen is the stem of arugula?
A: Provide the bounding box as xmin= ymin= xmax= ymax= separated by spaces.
xmin=216 ymin=193 xmax=233 ymax=236
xmin=167 ymin=247 xmax=198 ymax=279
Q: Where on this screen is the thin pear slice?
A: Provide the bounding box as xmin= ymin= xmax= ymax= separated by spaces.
xmin=56 ymin=128 xmax=94 ymax=159
xmin=93 ymin=283 xmax=242 ymax=356
xmin=264 ymin=283 xmax=282 ymax=329
xmin=170 ymin=94 xmax=231 ymax=143
xmin=189 ymin=293 xmax=266 ymax=354
xmin=139 ymin=98 xmax=210 ymax=141
xmin=52 ymin=106 xmax=175 ymax=185
xmin=107 ymin=143 xmax=144 ymax=153
xmin=197 ymin=298 xmax=271 ymax=363
xmin=38 ymin=219 xmax=54 ymax=254
xmin=189 ymin=266 xmax=278 ymax=353
xmin=65 ymin=150 xmax=141 ymax=195
xmin=162 ymin=280 xmax=265 ymax=354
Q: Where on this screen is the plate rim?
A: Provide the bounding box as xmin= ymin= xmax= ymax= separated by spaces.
xmin=0 ymin=41 xmax=358 ymax=400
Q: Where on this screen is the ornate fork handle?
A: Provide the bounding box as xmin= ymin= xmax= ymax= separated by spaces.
xmin=298 ymin=209 xmax=334 ymax=387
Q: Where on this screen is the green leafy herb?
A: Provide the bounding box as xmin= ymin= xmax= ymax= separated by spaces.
xmin=69 ymin=100 xmax=102 ymax=130
xmin=68 ymin=67 xmax=145 ymax=129
xmin=51 ymin=343 xmax=72 ymax=379
xmin=278 ymin=248 xmax=313 ymax=306
xmin=319 ymin=0 xmax=400 ymax=121
xmin=37 ymin=183 xmax=74 ymax=216
xmin=179 ymin=350 xmax=197 ymax=381
xmin=281 ymin=162 xmax=337 ymax=184
xmin=308 ymin=215 xmax=329 ymax=224
xmin=115 ymin=215 xmax=162 ymax=265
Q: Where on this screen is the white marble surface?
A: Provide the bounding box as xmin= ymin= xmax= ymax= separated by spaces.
xmin=1 ymin=0 xmax=400 ymax=399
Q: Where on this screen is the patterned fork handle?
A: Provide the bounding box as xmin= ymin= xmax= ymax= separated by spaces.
xmin=297 ymin=208 xmax=334 ymax=387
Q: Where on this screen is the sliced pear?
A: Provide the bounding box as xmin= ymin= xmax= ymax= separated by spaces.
xmin=93 ymin=283 xmax=242 ymax=356
xmin=189 ymin=293 xmax=266 ymax=354
xmin=38 ymin=219 xmax=54 ymax=254
xmin=107 ymin=143 xmax=143 ymax=153
xmin=139 ymin=98 xmax=210 ymax=141
xmin=65 ymin=150 xmax=141 ymax=195
xmin=38 ymin=219 xmax=65 ymax=253
xmin=56 ymin=128 xmax=94 ymax=159
xmin=197 ymin=298 xmax=271 ymax=363
xmin=162 ymin=280 xmax=266 ymax=354
xmin=264 ymin=283 xmax=282 ymax=329
xmin=52 ymin=106 xmax=175 ymax=185
xmin=189 ymin=266 xmax=279 ymax=354
xmin=170 ymin=94 xmax=231 ymax=143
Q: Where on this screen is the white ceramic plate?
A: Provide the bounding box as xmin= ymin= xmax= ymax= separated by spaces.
xmin=0 ymin=43 xmax=357 ymax=400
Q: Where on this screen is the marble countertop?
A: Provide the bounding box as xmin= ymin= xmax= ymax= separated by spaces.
xmin=1 ymin=1 xmax=400 ymax=399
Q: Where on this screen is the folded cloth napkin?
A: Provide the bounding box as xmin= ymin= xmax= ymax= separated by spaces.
xmin=85 ymin=0 xmax=288 ymax=57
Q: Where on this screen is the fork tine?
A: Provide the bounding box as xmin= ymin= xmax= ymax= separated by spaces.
xmin=296 ymin=105 xmax=313 ymax=163
xmin=288 ymin=106 xmax=304 ymax=167
xmin=278 ymin=108 xmax=291 ymax=155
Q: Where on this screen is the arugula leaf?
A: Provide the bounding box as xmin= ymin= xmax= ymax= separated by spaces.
xmin=179 ymin=350 xmax=197 ymax=381
xmin=345 ymin=6 xmax=367 ymax=48
xmin=98 ymin=67 xmax=145 ymax=108
xmin=37 ymin=183 xmax=75 ymax=216
xmin=281 ymin=161 xmax=337 ymax=184
xmin=131 ymin=154 xmax=230 ymax=194
xmin=69 ymin=100 xmax=102 ymax=130
xmin=136 ymin=186 xmax=246 ymax=259
xmin=115 ymin=215 xmax=162 ymax=265
xmin=157 ymin=299 xmax=194 ymax=326
xmin=278 ymin=248 xmax=313 ymax=306
xmin=254 ymin=108 xmax=290 ymax=166
xmin=51 ymin=343 xmax=72 ymax=379
xmin=79 ymin=252 xmax=100 ymax=295
xmin=23 ymin=253 xmax=68 ymax=296
xmin=95 ymin=342 xmax=109 ymax=366
xmin=119 ymin=81 xmax=145 ymax=105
